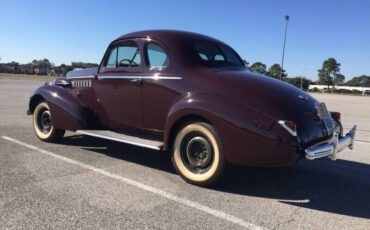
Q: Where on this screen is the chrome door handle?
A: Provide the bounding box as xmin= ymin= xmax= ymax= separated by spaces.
xmin=130 ymin=78 xmax=142 ymax=85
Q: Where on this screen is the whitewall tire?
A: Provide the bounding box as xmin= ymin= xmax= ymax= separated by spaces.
xmin=33 ymin=102 xmax=65 ymax=142
xmin=171 ymin=122 xmax=226 ymax=186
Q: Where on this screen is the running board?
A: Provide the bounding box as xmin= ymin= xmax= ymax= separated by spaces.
xmin=76 ymin=130 xmax=163 ymax=150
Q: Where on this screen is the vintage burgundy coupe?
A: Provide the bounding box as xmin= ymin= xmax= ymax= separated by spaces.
xmin=28 ymin=30 xmax=356 ymax=186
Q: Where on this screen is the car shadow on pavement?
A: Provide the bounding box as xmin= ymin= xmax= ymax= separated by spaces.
xmin=59 ymin=135 xmax=175 ymax=173
xmin=60 ymin=135 xmax=370 ymax=220
xmin=220 ymin=159 xmax=370 ymax=220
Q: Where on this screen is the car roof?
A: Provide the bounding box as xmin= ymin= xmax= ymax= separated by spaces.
xmin=113 ymin=30 xmax=225 ymax=45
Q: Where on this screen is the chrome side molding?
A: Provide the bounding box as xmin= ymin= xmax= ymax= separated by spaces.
xmin=97 ymin=75 xmax=182 ymax=80
xmin=67 ymin=75 xmax=95 ymax=79
xmin=76 ymin=130 xmax=163 ymax=150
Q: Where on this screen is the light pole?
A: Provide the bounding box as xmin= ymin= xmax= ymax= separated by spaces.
xmin=280 ymin=15 xmax=289 ymax=80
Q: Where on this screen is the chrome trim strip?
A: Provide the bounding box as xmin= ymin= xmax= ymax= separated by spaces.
xmin=76 ymin=130 xmax=162 ymax=150
xmin=98 ymin=75 xmax=139 ymax=79
xmin=142 ymin=76 xmax=182 ymax=80
xmin=97 ymin=75 xmax=182 ymax=80
xmin=67 ymin=75 xmax=95 ymax=79
xmin=278 ymin=120 xmax=297 ymax=136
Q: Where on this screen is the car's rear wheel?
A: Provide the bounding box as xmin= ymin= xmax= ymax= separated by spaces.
xmin=33 ymin=102 xmax=65 ymax=142
xmin=171 ymin=122 xmax=226 ymax=186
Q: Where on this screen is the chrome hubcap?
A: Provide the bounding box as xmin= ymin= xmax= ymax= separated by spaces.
xmin=181 ymin=135 xmax=213 ymax=173
xmin=39 ymin=110 xmax=52 ymax=133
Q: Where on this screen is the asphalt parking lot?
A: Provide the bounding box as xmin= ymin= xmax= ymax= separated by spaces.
xmin=1 ymin=78 xmax=369 ymax=229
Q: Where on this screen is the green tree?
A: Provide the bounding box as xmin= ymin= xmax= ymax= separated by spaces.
xmin=346 ymin=75 xmax=370 ymax=86
xmin=43 ymin=58 xmax=52 ymax=74
xmin=41 ymin=58 xmax=52 ymax=69
xmin=286 ymin=77 xmax=311 ymax=90
xmin=318 ymin=58 xmax=341 ymax=88
xmin=267 ymin=63 xmax=287 ymax=79
xmin=333 ymin=73 xmax=345 ymax=85
xmin=31 ymin=59 xmax=40 ymax=66
xmin=30 ymin=58 xmax=53 ymax=75
xmin=249 ymin=62 xmax=267 ymax=75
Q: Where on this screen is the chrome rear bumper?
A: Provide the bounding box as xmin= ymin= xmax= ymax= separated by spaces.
xmin=305 ymin=125 xmax=357 ymax=160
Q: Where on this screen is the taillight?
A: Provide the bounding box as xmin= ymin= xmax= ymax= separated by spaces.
xmin=330 ymin=111 xmax=341 ymax=120
xmin=278 ymin=120 xmax=297 ymax=136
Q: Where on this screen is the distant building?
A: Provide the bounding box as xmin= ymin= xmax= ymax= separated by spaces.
xmin=18 ymin=64 xmax=34 ymax=74
xmin=4 ymin=62 xmax=19 ymax=73
xmin=0 ymin=63 xmax=6 ymax=72
xmin=0 ymin=61 xmax=98 ymax=75
xmin=309 ymin=84 xmax=370 ymax=93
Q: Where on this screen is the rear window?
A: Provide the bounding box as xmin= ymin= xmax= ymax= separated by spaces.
xmin=195 ymin=42 xmax=244 ymax=67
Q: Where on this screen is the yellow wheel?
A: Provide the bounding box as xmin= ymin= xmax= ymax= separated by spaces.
xmin=33 ymin=102 xmax=65 ymax=142
xmin=171 ymin=122 xmax=226 ymax=186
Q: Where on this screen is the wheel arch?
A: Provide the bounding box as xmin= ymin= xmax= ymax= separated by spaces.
xmin=28 ymin=84 xmax=88 ymax=131
xmin=29 ymin=94 xmax=45 ymax=114
xmin=162 ymin=92 xmax=227 ymax=152
xmin=164 ymin=113 xmax=212 ymax=151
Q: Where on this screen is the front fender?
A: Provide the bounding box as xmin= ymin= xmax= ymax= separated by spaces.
xmin=29 ymin=83 xmax=87 ymax=131
xmin=163 ymin=93 xmax=298 ymax=166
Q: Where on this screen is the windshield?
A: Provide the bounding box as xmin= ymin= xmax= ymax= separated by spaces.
xmin=195 ymin=42 xmax=245 ymax=68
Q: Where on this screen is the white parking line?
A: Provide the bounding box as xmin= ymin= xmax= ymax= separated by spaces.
xmin=1 ymin=136 xmax=266 ymax=230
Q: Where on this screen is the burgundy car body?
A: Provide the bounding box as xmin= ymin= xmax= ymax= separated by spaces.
xmin=28 ymin=30 xmax=356 ymax=167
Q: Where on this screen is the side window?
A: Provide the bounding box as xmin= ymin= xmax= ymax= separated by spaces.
xmin=117 ymin=43 xmax=141 ymax=67
xmin=146 ymin=43 xmax=168 ymax=68
xmin=105 ymin=42 xmax=141 ymax=68
xmin=214 ymin=54 xmax=225 ymax=61
xmin=199 ymin=53 xmax=208 ymax=60
xmin=106 ymin=47 xmax=117 ymax=68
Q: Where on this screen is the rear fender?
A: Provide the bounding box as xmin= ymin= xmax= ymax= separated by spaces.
xmin=163 ymin=93 xmax=283 ymax=164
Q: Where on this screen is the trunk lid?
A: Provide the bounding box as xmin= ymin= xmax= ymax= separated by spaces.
xmin=205 ymin=69 xmax=334 ymax=145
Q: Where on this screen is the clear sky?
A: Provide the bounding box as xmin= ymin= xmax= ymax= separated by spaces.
xmin=1 ymin=0 xmax=369 ymax=80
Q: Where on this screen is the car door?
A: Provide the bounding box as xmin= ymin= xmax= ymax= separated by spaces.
xmin=141 ymin=41 xmax=182 ymax=132
xmin=95 ymin=39 xmax=143 ymax=131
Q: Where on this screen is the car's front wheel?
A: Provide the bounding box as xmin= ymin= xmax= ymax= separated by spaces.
xmin=171 ymin=122 xmax=226 ymax=186
xmin=33 ymin=102 xmax=65 ymax=142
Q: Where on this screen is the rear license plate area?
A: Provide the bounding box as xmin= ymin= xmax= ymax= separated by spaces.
xmin=316 ymin=103 xmax=334 ymax=135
